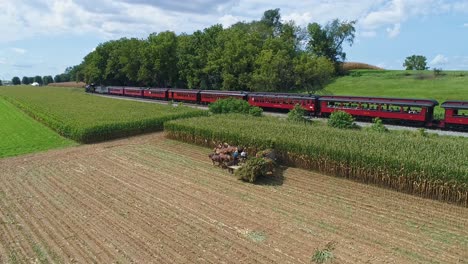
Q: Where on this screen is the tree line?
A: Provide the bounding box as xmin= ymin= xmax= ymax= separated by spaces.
xmin=11 ymin=75 xmax=54 ymax=86
xmin=10 ymin=67 xmax=76 ymax=86
xmin=12 ymin=9 xmax=357 ymax=92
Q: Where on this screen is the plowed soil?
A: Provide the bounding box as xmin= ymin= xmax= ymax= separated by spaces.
xmin=0 ymin=133 xmax=467 ymax=263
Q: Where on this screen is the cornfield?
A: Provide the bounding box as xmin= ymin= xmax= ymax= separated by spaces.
xmin=165 ymin=114 xmax=468 ymax=206
xmin=0 ymin=86 xmax=206 ymax=143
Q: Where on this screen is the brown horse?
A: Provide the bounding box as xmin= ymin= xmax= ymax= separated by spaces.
xmin=209 ymin=153 xmax=222 ymax=166
xmin=209 ymin=153 xmax=234 ymax=167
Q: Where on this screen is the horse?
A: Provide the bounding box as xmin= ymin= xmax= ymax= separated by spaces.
xmin=208 ymin=153 xmax=223 ymax=166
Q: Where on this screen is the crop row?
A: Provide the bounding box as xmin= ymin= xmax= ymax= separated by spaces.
xmin=0 ymin=86 xmax=206 ymax=143
xmin=165 ymin=114 xmax=468 ymax=206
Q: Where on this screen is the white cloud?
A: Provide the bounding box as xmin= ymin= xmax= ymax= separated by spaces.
xmin=0 ymin=57 xmax=6 ymax=64
xmin=430 ymin=54 xmax=449 ymax=65
xmin=360 ymin=31 xmax=377 ymax=38
xmin=359 ymin=0 xmax=468 ymax=38
xmin=386 ymin=23 xmax=400 ymax=38
xmin=11 ymin=48 xmax=27 ymax=54
xmin=0 ymin=0 xmax=467 ymax=43
xmin=218 ymin=15 xmax=244 ymax=28
xmin=464 ymin=23 xmax=468 ymax=27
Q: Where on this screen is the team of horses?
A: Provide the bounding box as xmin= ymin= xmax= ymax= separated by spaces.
xmin=208 ymin=144 xmax=242 ymax=168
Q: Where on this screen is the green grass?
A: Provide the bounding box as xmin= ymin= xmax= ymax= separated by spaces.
xmin=0 ymin=86 xmax=206 ymax=143
xmin=0 ymin=97 xmax=75 ymax=158
xmin=165 ymin=114 xmax=468 ymax=205
xmin=320 ymin=70 xmax=468 ymax=117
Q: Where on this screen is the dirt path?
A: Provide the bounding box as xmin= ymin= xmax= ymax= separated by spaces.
xmin=0 ymin=133 xmax=467 ymax=263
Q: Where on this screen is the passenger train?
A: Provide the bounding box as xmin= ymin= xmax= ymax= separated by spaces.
xmin=86 ymin=85 xmax=468 ymax=130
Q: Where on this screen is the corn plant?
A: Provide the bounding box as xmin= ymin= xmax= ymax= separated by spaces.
xmin=165 ymin=114 xmax=468 ymax=206
xmin=0 ymin=86 xmax=206 ymax=143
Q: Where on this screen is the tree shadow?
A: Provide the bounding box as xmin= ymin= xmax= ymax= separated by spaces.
xmin=255 ymin=166 xmax=287 ymax=186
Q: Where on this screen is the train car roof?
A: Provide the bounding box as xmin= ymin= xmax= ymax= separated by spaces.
xmin=441 ymin=100 xmax=468 ymax=109
xmin=169 ymin=89 xmax=201 ymax=93
xmin=124 ymin=87 xmax=145 ymax=90
xmin=147 ymin=87 xmax=169 ymax=91
xmin=319 ymin=95 xmax=438 ymax=107
xmin=248 ymin=92 xmax=318 ymax=99
xmin=200 ymin=90 xmax=246 ymax=96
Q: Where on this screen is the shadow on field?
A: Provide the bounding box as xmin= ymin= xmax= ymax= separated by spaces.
xmin=255 ymin=166 xmax=286 ymax=186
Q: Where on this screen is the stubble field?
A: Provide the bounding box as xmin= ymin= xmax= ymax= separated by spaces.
xmin=0 ymin=133 xmax=467 ymax=263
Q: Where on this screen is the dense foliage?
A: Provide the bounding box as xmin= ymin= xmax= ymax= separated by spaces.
xmin=0 ymin=86 xmax=206 ymax=143
xmin=62 ymin=9 xmax=356 ymax=92
xmin=12 ymin=76 xmax=21 ymax=85
xmin=403 ymin=55 xmax=428 ymax=70
xmin=235 ymin=157 xmax=276 ymax=183
xmin=165 ymin=114 xmax=468 ymax=206
xmin=0 ymin=97 xmax=74 ymax=158
xmin=368 ymin=118 xmax=388 ymax=133
xmin=327 ymin=111 xmax=357 ymax=129
xmin=208 ymin=98 xmax=263 ymax=116
xmin=287 ymin=104 xmax=309 ymax=123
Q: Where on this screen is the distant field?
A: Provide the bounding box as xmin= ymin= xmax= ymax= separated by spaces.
xmin=322 ymin=70 xmax=468 ymax=117
xmin=48 ymin=81 xmax=86 ymax=88
xmin=0 ymin=97 xmax=74 ymax=158
xmin=0 ymin=86 xmax=206 ymax=143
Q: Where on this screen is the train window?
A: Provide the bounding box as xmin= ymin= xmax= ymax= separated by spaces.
xmin=454 ymin=109 xmax=468 ymax=117
xmin=406 ymin=106 xmax=422 ymax=114
xmin=327 ymin=102 xmax=335 ymax=107
xmin=382 ymin=104 xmax=400 ymax=112
xmin=350 ymin=102 xmax=359 ymax=108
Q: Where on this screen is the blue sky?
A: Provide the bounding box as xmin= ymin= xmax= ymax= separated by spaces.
xmin=1 ymin=0 xmax=468 ymax=81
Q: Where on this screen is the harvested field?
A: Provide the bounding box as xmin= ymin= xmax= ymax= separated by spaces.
xmin=0 ymin=133 xmax=467 ymax=263
xmin=48 ymin=82 xmax=86 ymax=88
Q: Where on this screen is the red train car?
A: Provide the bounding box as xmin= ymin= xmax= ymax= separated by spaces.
xmin=200 ymin=90 xmax=247 ymax=104
xmin=123 ymin=87 xmax=144 ymax=97
xmin=168 ymin=89 xmax=200 ymax=102
xmin=319 ymin=96 xmax=438 ymax=125
xmin=108 ymin=86 xmax=124 ymax=95
xmin=248 ymin=92 xmax=318 ymax=112
xmin=143 ymin=88 xmax=169 ymax=99
xmin=440 ymin=101 xmax=468 ymax=130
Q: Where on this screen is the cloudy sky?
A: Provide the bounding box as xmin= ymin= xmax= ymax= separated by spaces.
xmin=1 ymin=0 xmax=468 ymax=80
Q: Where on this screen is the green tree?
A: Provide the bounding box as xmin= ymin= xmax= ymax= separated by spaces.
xmin=0 ymin=80 xmax=3 ymax=86
xmin=216 ymin=23 xmax=263 ymax=91
xmin=261 ymin=8 xmax=282 ymax=35
xmin=54 ymin=75 xmax=61 ymax=83
xmin=34 ymin=76 xmax=43 ymax=85
xmin=21 ymin=76 xmax=29 ymax=85
xmin=12 ymin=76 xmax=21 ymax=85
xmin=82 ymin=41 xmax=115 ymax=84
xmin=294 ymin=54 xmax=335 ymax=93
xmin=306 ymin=19 xmax=356 ymax=67
xmin=139 ymin=32 xmax=178 ymax=87
xmin=177 ymin=25 xmax=224 ymax=89
xmin=403 ymin=55 xmax=428 ymax=70
xmin=328 ymin=111 xmax=357 ymax=129
xmin=287 ymin=104 xmax=310 ymax=123
xmin=28 ymin=77 xmax=34 ymax=84
xmin=43 ymin=75 xmax=54 ymax=85
xmin=252 ymin=49 xmax=294 ymax=91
